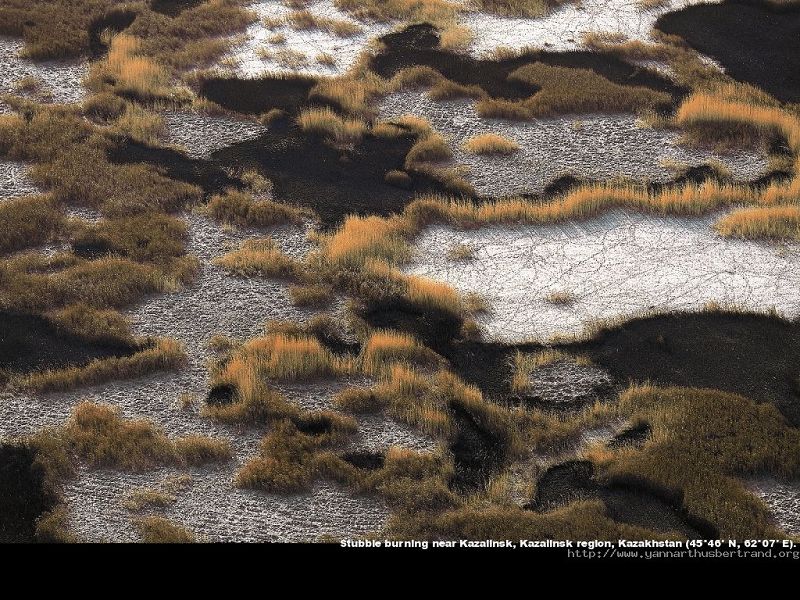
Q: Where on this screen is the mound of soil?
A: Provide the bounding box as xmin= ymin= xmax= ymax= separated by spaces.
xmin=577 ymin=312 xmax=800 ymax=427
xmin=197 ymin=76 xmax=318 ymax=116
xmin=0 ymin=312 xmax=139 ymax=376
xmin=0 ymin=443 xmax=57 ymax=543
xmin=531 ymin=460 xmax=716 ymax=538
xmin=656 ymin=0 xmax=800 ymax=103
xmin=210 ymin=123 xmax=457 ymax=225
xmin=371 ymin=23 xmax=684 ymax=103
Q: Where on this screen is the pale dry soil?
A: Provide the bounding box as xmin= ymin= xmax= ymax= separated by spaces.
xmin=379 ymin=92 xmax=768 ymax=197
xmin=405 ymin=211 xmax=800 ymax=342
xmin=220 ymin=0 xmax=394 ymax=77
xmin=0 ymin=36 xmax=87 ymax=112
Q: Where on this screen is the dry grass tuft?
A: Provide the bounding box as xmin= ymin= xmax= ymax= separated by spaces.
xmin=206 ymin=189 xmax=308 ymax=228
xmin=463 ymin=133 xmax=520 ymax=155
xmin=135 ymin=516 xmax=195 ymax=543
xmin=64 ymin=401 xmax=231 ymax=471
xmin=297 ymin=107 xmax=368 ymax=145
xmin=214 ymin=238 xmax=298 ymax=279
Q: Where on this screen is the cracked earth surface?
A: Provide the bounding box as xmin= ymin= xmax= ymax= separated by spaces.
xmin=220 ymin=0 xmax=394 ymax=77
xmin=405 ymin=211 xmax=800 ymax=342
xmin=460 ymin=0 xmax=720 ymax=57
xmin=0 ymin=36 xmax=87 ymax=112
xmin=379 ymin=92 xmax=768 ymax=197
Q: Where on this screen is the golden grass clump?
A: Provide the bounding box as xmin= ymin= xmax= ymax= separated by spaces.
xmin=361 ymin=330 xmax=442 ymax=374
xmin=406 ymin=275 xmax=463 ymax=314
xmin=64 ymin=401 xmax=231 ymax=471
xmin=462 ymin=133 xmax=520 ymax=155
xmin=286 ymin=10 xmax=362 ymax=36
xmin=476 ymin=62 xmax=672 ymax=120
xmin=675 ymin=92 xmax=800 ymax=153
xmin=213 ymin=238 xmax=298 ymax=279
xmin=220 ymin=333 xmax=351 ymax=384
xmin=320 ymin=214 xmax=411 ymax=268
xmin=203 ymin=383 xmax=297 ymax=425
xmin=606 ymin=385 xmax=800 ymax=538
xmin=88 ymin=34 xmax=170 ymax=101
xmin=439 ymin=25 xmax=474 ymax=50
xmin=135 ymin=516 xmax=195 ymax=543
xmin=297 ymin=107 xmax=368 ymax=144
xmin=409 ymin=179 xmax=756 ymax=227
xmin=309 ymin=74 xmax=387 ymax=118
xmin=206 ymin=189 xmax=308 ymax=228
xmin=288 ymin=282 xmax=334 ymax=306
xmin=405 ymin=132 xmax=453 ymax=166
xmin=715 ymin=206 xmax=800 ymax=241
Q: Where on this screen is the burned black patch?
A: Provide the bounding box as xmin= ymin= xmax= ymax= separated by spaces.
xmin=293 ymin=414 xmax=335 ymax=437
xmin=107 ymin=138 xmax=240 ymax=195
xmin=209 ymin=125 xmax=458 ymax=226
xmin=341 ymin=451 xmax=385 ymax=471
xmin=0 ymin=312 xmax=139 ymax=376
xmin=207 ymin=383 xmax=237 ymax=406
xmin=151 ymin=0 xmax=204 ymax=18
xmin=0 ymin=443 xmax=57 ymax=543
xmin=656 ymin=0 xmax=800 ymax=103
xmin=531 ymin=460 xmax=717 ymax=539
xmin=371 ymin=23 xmax=684 ymax=103
xmin=197 ymin=75 xmax=318 ymax=116
xmin=576 ymin=312 xmax=800 ymax=427
xmin=448 ymin=402 xmax=505 ymax=494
